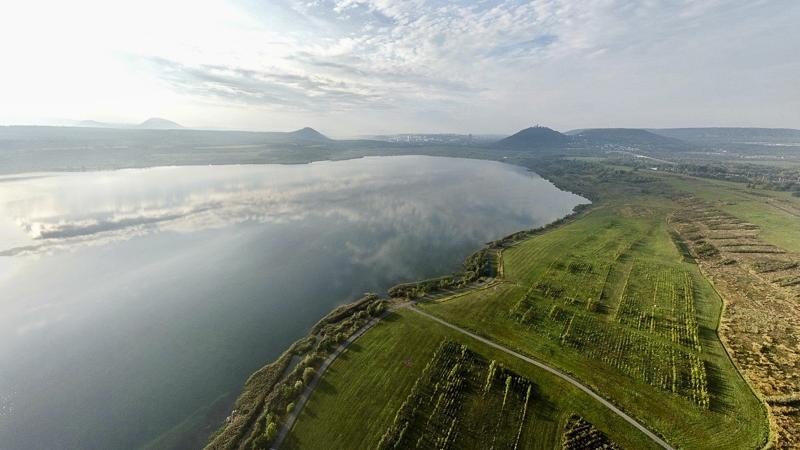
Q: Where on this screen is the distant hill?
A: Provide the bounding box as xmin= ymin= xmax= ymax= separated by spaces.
xmin=138 ymin=117 xmax=183 ymax=130
xmin=75 ymin=117 xmax=184 ymax=130
xmin=570 ymin=128 xmax=690 ymax=149
xmin=76 ymin=120 xmax=129 ymax=128
xmin=495 ymin=126 xmax=569 ymax=150
xmin=285 ymin=127 xmax=330 ymax=142
xmin=649 ymin=127 xmax=800 ymax=145
xmin=369 ymin=134 xmax=503 ymax=145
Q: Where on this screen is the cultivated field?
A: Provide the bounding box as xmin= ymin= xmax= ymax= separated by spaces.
xmin=658 ymin=174 xmax=800 ymax=253
xmin=378 ymin=341 xmax=545 ymax=448
xmin=671 ymin=199 xmax=800 ymax=447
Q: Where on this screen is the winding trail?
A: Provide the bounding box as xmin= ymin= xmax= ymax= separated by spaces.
xmin=273 ymin=301 xmax=674 ymax=450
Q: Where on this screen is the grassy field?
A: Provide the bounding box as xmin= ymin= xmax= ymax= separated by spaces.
xmin=420 ymin=199 xmax=769 ymax=449
xmin=283 ymin=309 xmax=661 ymax=450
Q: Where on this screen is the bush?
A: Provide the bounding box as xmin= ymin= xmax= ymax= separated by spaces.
xmin=302 ymin=367 xmax=315 ymax=384
xmin=265 ymin=422 xmax=277 ymax=440
xmin=368 ymin=300 xmax=386 ymax=316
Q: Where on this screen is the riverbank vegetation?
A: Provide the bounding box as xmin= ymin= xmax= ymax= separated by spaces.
xmin=205 ymin=294 xmax=386 ymax=450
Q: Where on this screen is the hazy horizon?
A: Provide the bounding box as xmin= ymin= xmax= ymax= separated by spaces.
xmin=5 ymin=119 xmax=800 ymax=140
xmin=3 ymin=1 xmax=799 ymax=135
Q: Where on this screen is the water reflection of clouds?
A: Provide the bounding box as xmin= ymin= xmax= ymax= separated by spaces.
xmin=1 ymin=177 xmax=375 ymax=255
xmin=0 ymin=157 xmax=588 ymax=257
xmin=0 ymin=157 xmax=590 ymax=450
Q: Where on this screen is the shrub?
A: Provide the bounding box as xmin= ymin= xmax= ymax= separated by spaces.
xmin=302 ymin=367 xmax=315 ymax=384
xmin=265 ymin=422 xmax=277 ymax=440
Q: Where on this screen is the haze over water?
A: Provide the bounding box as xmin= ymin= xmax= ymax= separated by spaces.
xmin=0 ymin=155 xmax=586 ymax=450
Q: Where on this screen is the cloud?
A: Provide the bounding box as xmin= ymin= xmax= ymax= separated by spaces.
xmin=486 ymin=35 xmax=559 ymax=58
xmin=2 ymin=0 xmax=798 ymax=132
xmin=145 ymin=57 xmax=386 ymax=111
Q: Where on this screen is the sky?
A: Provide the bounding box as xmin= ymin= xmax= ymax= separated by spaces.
xmin=1 ymin=0 xmax=798 ymax=136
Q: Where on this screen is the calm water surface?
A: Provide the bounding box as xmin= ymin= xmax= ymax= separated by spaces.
xmin=0 ymin=156 xmax=587 ymax=449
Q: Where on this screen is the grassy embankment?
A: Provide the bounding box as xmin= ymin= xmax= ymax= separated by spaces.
xmin=282 ymin=161 xmax=770 ymax=449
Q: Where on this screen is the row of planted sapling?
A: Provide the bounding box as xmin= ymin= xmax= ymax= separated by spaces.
xmin=378 ymin=341 xmax=538 ymax=449
xmin=502 ymin=241 xmax=711 ymax=408
xmin=561 ymin=415 xmax=622 ymax=450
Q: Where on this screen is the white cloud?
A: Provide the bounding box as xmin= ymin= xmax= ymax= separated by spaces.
xmin=1 ymin=0 xmax=797 ymax=133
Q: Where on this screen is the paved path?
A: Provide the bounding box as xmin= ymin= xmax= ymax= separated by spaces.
xmin=405 ymin=306 xmax=674 ymax=450
xmin=270 ymin=311 xmax=388 ymax=450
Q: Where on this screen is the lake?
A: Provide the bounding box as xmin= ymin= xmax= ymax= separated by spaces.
xmin=0 ymin=156 xmax=587 ymax=450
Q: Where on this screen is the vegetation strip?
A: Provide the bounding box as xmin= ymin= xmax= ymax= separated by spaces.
xmin=270 ymin=311 xmax=390 ymax=449
xmin=562 ymin=415 xmax=622 ymax=449
xmin=403 ymin=305 xmax=674 ymax=449
xmin=206 ymin=295 xmax=388 ymax=450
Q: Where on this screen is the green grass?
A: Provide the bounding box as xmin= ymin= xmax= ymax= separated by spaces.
xmin=420 ymin=201 xmax=769 ymax=449
xmin=284 ymin=309 xmax=661 ymax=450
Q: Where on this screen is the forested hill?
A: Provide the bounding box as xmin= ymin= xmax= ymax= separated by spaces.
xmin=569 ymin=128 xmax=690 ymax=149
xmin=649 ymin=127 xmax=800 ymax=145
xmin=494 ymin=126 xmax=569 ymax=150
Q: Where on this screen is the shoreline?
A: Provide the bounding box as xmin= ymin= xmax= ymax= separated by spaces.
xmin=202 ymin=163 xmax=594 ymax=449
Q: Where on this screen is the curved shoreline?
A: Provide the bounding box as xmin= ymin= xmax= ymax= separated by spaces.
xmin=203 ymin=167 xmax=592 ymax=449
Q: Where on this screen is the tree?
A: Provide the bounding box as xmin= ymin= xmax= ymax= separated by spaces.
xmin=286 ymin=402 xmax=295 ymax=414
xmin=265 ymin=421 xmax=278 ymax=440
xmin=368 ymin=301 xmax=386 ymax=316
xmin=303 ymin=367 xmax=315 ymax=384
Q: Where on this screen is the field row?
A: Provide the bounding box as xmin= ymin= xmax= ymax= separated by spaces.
xmin=378 ymin=341 xmax=539 ymax=449
xmin=507 ymin=257 xmax=709 ymax=407
xmin=616 ymin=264 xmax=702 ymax=352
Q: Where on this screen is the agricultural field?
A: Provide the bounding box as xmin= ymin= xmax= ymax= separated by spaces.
xmin=671 ymin=200 xmax=800 ymax=447
xmin=420 ymin=200 xmax=769 ymax=449
xmin=561 ymin=415 xmax=621 ymax=450
xmin=657 ymin=174 xmax=800 ymax=253
xmin=283 ymin=309 xmax=660 ymax=450
xmin=377 ymin=341 xmax=541 ymax=449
